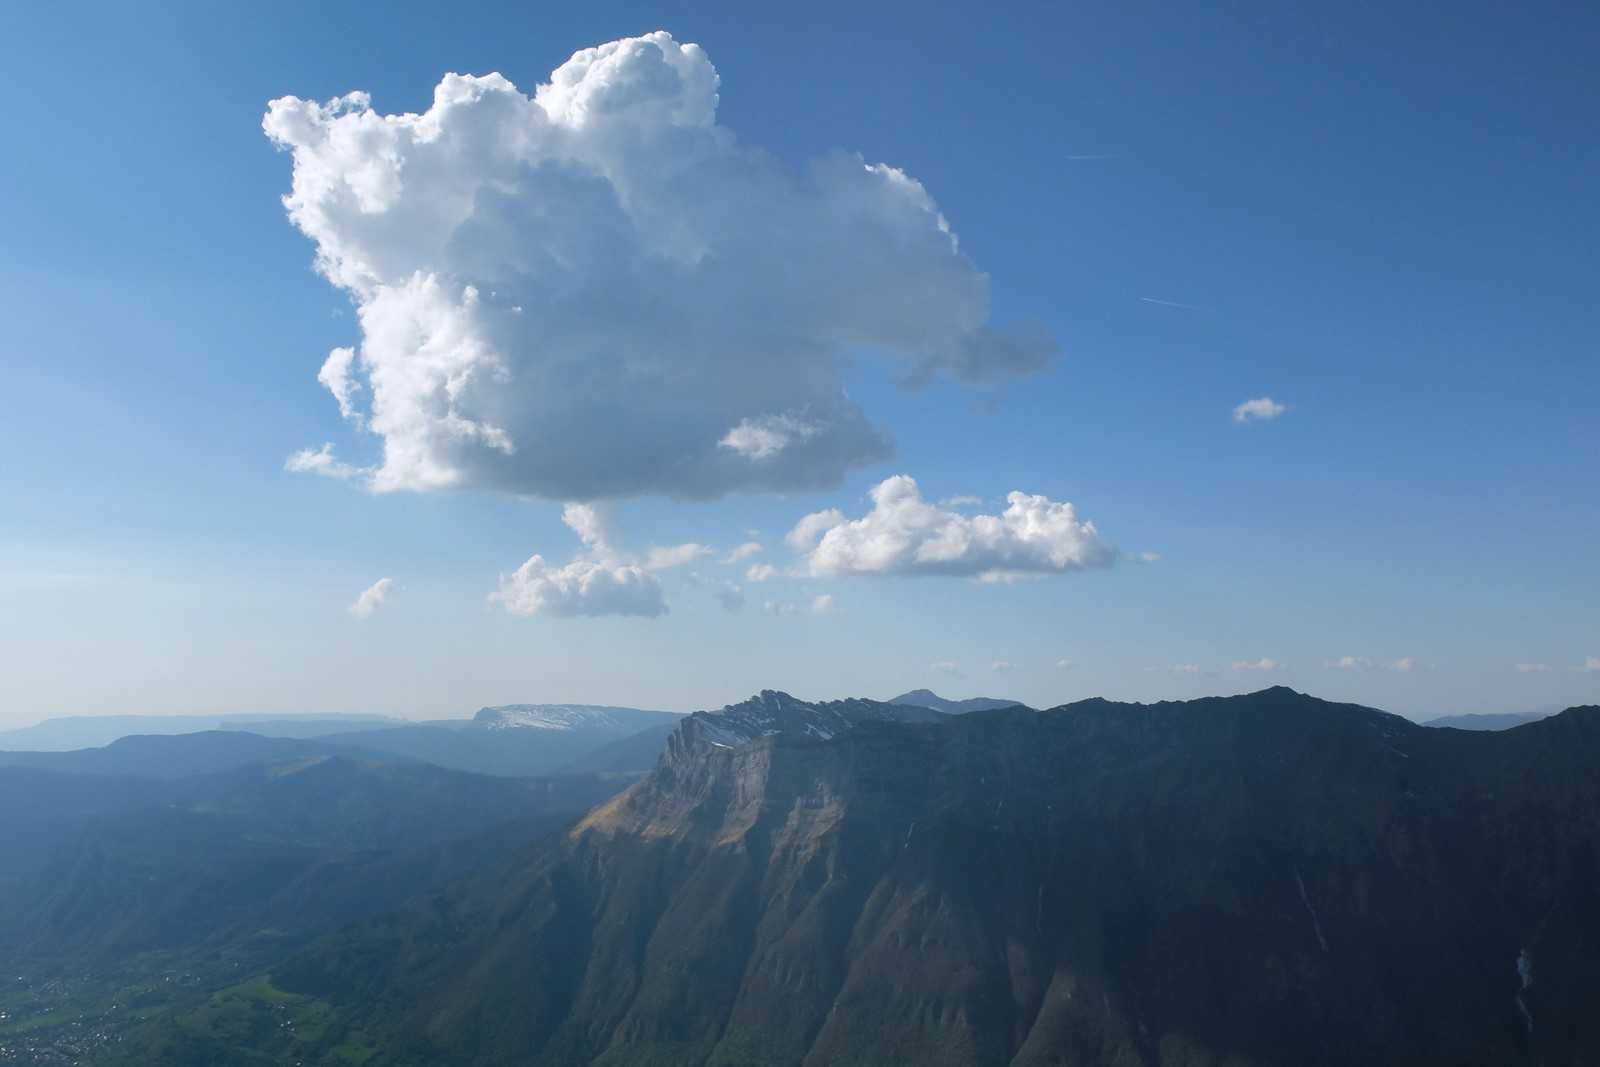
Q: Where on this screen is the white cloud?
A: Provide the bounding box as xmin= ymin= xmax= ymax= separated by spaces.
xmin=560 ymin=502 xmax=614 ymax=549
xmin=722 ymin=541 xmax=762 ymax=564
xmin=930 ymin=660 xmax=961 ymax=675
xmin=286 ymin=442 xmax=366 ymax=480
xmin=991 ymin=660 xmax=1013 ymax=673
xmin=1327 ymin=655 xmax=1413 ymax=672
xmin=939 ymin=495 xmax=983 ymax=508
xmin=492 ymin=556 xmax=666 ymax=618
xmin=1232 ymin=657 xmax=1281 ymax=672
xmin=1136 ymin=551 xmax=1161 ymax=564
xmin=317 ymin=346 xmax=362 ymax=422
xmin=745 ymin=562 xmax=779 ymax=582
xmin=1578 ymin=656 xmax=1600 ymax=673
xmin=1056 ymin=658 xmax=1074 ymax=670
xmin=786 ymin=509 xmax=846 ymax=553
xmin=1515 ymin=662 xmax=1552 ymax=673
xmin=1149 ymin=663 xmax=1201 ymax=674
xmin=644 ymin=543 xmax=713 ymax=570
xmin=811 ymin=594 xmax=835 ymax=614
xmin=718 ymin=414 xmax=820 ymax=461
xmin=789 ymin=474 xmax=1114 ymax=581
xmin=349 ymin=577 xmax=394 ymax=618
xmin=266 ymin=32 xmax=1053 ymax=500
xmin=490 ymin=504 xmax=666 ymax=618
xmin=1232 ymin=396 xmax=1287 ymax=424
xmin=763 ymin=599 xmax=799 ymax=617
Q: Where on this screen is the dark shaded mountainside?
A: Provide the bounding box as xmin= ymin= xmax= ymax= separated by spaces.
xmin=130 ymin=688 xmax=1600 ymax=1067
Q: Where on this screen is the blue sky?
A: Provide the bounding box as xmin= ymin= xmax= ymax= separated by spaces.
xmin=1 ymin=2 xmax=1595 ymax=723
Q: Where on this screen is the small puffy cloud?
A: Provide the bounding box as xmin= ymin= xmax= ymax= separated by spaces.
xmin=1233 ymin=396 xmax=1287 ymax=424
xmin=1232 ymin=657 xmax=1281 ymax=672
xmin=1515 ymin=662 xmax=1552 ymax=673
xmin=490 ymin=504 xmax=665 ymax=618
xmin=745 ymin=562 xmax=779 ymax=582
xmin=1149 ymin=663 xmax=1201 ymax=674
xmin=789 ymin=475 xmax=1114 ymax=581
xmin=286 ymin=442 xmax=365 ymax=480
xmin=1328 ymin=655 xmax=1371 ymax=671
xmin=991 ymin=660 xmax=1014 ymax=673
xmin=1578 ymin=656 xmax=1600 ymax=673
xmin=644 ymin=543 xmax=713 ymax=570
xmin=267 ymin=32 xmax=1052 ymax=501
xmin=811 ymin=594 xmax=835 ymax=614
xmin=722 ymin=541 xmax=762 ymax=564
xmin=1056 ymin=658 xmax=1073 ymax=670
xmin=763 ymin=599 xmax=799 ymax=617
xmin=349 ymin=577 xmax=394 ymax=618
xmin=1389 ymin=657 xmax=1415 ymax=673
xmin=492 ymin=556 xmax=666 ymax=618
xmin=930 ymin=660 xmax=961 ymax=675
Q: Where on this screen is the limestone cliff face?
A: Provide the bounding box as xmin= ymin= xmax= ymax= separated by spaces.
xmin=274 ymin=688 xmax=1600 ymax=1067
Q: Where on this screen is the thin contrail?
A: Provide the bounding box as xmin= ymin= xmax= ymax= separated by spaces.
xmin=1065 ymin=153 xmax=1118 ymax=160
xmin=1139 ymin=296 xmax=1201 ymax=311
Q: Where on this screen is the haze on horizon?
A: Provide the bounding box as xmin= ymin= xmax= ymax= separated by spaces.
xmin=1 ymin=4 xmax=1595 ymax=726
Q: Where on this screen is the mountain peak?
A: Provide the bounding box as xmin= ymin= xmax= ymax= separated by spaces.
xmin=662 ymin=691 xmax=944 ymax=764
xmin=889 ymin=689 xmax=1027 ymax=714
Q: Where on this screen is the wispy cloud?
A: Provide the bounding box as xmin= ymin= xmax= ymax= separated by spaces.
xmin=1148 ymin=663 xmax=1202 ymax=674
xmin=1138 ymin=296 xmax=1200 ymax=311
xmin=991 ymin=660 xmax=1014 ymax=673
xmin=1327 ymin=655 xmax=1413 ymax=673
xmin=349 ymin=578 xmax=394 ymax=619
xmin=644 ymin=543 xmax=713 ymax=571
xmin=930 ymin=660 xmax=961 ymax=675
xmin=1514 ymin=662 xmax=1552 ymax=673
xmin=722 ymin=541 xmax=762 ymax=564
xmin=286 ymin=443 xmax=366 ymax=481
xmin=1232 ymin=658 xmax=1281 ymax=672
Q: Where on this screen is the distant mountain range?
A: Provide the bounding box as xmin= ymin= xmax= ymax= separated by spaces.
xmin=888 ymin=688 xmax=1027 ymax=714
xmin=104 ymin=686 xmax=1600 ymax=1066
xmin=1421 ymin=710 xmax=1556 ymax=730
xmin=0 ymin=703 xmax=684 ymax=778
xmin=0 ymin=712 xmax=402 ymax=751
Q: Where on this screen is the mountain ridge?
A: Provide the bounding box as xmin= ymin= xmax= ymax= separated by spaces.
xmin=137 ymin=687 xmax=1600 ymax=1066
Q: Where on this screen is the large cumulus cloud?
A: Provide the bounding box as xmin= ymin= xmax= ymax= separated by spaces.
xmin=265 ymin=31 xmax=1055 ymax=500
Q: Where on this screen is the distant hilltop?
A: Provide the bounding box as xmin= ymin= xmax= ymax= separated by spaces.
xmin=888 ymin=689 xmax=1028 ymax=714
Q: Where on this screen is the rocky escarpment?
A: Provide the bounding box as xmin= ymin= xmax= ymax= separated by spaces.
xmin=170 ymin=689 xmax=1600 ymax=1066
